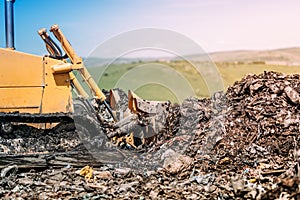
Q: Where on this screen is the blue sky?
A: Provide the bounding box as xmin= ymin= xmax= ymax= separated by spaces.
xmin=1 ymin=0 xmax=300 ymax=56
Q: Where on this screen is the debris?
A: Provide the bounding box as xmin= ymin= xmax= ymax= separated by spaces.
xmin=114 ymin=167 xmax=132 ymax=176
xmin=149 ymin=190 xmax=159 ymax=199
xmin=18 ymin=178 xmax=33 ymax=185
xmin=94 ymin=170 xmax=112 ymax=180
xmin=1 ymin=165 xmax=17 ymax=177
xmin=0 ymin=71 xmax=300 ymax=199
xmin=284 ymin=86 xmax=300 ymax=104
xmin=79 ymin=166 xmax=93 ymax=181
xmin=217 ymin=157 xmax=231 ymax=165
xmin=162 ymin=149 xmax=193 ymax=174
xmin=119 ymin=181 xmax=139 ymax=192
xmin=190 ymin=173 xmax=215 ymax=185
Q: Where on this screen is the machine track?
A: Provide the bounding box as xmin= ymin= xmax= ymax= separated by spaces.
xmin=0 ymin=112 xmax=73 ymax=123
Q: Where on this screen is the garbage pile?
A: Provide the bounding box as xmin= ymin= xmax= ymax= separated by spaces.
xmin=0 ymin=71 xmax=299 ymax=199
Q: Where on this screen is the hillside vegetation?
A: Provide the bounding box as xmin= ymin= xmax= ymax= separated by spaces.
xmin=88 ymin=47 xmax=300 ymax=102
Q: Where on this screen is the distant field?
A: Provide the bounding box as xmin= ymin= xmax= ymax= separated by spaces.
xmin=216 ymin=62 xmax=300 ymax=88
xmin=88 ymin=61 xmax=300 ymax=103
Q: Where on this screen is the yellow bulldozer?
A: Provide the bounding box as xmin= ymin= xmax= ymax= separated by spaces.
xmin=0 ymin=0 xmax=167 ymax=157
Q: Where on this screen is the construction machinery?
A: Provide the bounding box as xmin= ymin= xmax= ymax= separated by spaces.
xmin=0 ymin=0 xmax=169 ymax=161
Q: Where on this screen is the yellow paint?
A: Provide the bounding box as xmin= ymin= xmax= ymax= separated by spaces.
xmin=50 ymin=24 xmax=107 ymax=102
xmin=0 ymin=48 xmax=72 ymax=114
xmin=43 ymin=56 xmax=73 ymax=113
xmin=249 ymin=178 xmax=256 ymax=183
xmin=0 ymin=87 xmax=42 ymax=113
xmin=79 ymin=165 xmax=94 ymax=181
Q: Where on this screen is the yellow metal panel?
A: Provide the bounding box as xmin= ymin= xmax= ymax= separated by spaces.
xmin=0 ymin=48 xmax=44 ymax=113
xmin=0 ymin=87 xmax=42 ymax=113
xmin=41 ymin=57 xmax=73 ymax=114
xmin=0 ymin=48 xmax=44 ymax=86
xmin=0 ymin=48 xmax=73 ymax=114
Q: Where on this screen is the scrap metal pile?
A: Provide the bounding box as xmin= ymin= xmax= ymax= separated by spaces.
xmin=0 ymin=71 xmax=299 ymax=199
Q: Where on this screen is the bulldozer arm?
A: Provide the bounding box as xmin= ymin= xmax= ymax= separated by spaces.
xmin=38 ymin=25 xmax=170 ymax=150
